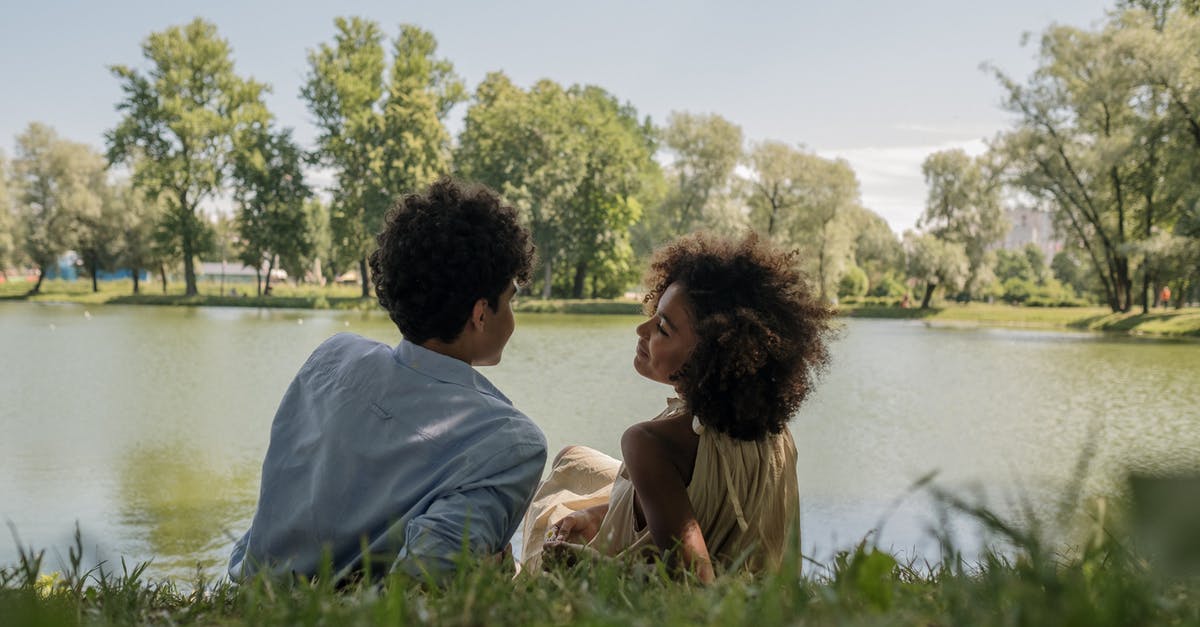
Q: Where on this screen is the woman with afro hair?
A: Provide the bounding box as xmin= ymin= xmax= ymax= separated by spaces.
xmin=521 ymin=232 xmax=834 ymax=583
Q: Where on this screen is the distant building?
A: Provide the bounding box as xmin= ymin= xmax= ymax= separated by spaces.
xmin=197 ymin=260 xmax=287 ymax=284
xmin=1002 ymin=206 xmax=1062 ymax=259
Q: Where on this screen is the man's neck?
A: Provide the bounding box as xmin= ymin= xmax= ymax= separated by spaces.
xmin=419 ymin=338 xmax=475 ymax=365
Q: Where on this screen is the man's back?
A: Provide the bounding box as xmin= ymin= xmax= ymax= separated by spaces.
xmin=229 ymin=333 xmax=547 ymax=580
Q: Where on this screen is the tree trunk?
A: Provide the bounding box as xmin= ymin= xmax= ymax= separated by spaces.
xmin=159 ymin=263 xmax=168 ymax=294
xmin=28 ymin=265 xmax=46 ymax=295
xmin=182 ymin=233 xmax=197 ymax=297
xmin=132 ymin=267 xmax=140 ymax=294
xmin=91 ymin=262 xmax=99 ymax=293
xmin=359 ymin=257 xmax=370 ymax=299
xmin=921 ymin=282 xmax=936 ymax=309
xmin=541 ymin=260 xmax=553 ymax=299
xmin=264 ymin=258 xmax=274 ymax=296
xmin=255 ymin=267 xmax=262 ymax=297
xmin=571 ymin=261 xmax=587 ymax=299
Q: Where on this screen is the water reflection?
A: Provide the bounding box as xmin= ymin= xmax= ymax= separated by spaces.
xmin=116 ymin=444 xmax=258 ymax=577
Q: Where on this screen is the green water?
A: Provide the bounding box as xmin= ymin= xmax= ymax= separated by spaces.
xmin=1 ymin=302 xmax=1198 ymax=579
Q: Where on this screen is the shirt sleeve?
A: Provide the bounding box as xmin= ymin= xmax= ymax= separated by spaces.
xmin=393 ymin=432 xmax=547 ymax=579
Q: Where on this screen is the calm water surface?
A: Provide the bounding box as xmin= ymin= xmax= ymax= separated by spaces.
xmin=1 ymin=302 xmax=1198 ymax=580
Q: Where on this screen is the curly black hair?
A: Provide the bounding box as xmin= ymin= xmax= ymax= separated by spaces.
xmin=369 ymin=178 xmax=534 ymax=344
xmin=643 ymin=232 xmax=835 ymax=441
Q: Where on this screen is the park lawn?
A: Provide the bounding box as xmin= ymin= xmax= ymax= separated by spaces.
xmin=842 ymin=302 xmax=1200 ymax=338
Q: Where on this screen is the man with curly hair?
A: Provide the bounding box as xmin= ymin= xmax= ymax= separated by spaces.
xmin=229 ymin=178 xmax=546 ymax=583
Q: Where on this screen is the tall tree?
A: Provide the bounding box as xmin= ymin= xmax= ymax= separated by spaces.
xmin=747 ymin=142 xmax=861 ymax=301
xmin=0 ymin=152 xmax=18 ymax=278
xmin=458 ymin=74 xmax=587 ymax=297
xmin=560 ymin=85 xmax=655 ymax=298
xmin=77 ymin=183 xmax=124 ymax=292
xmin=379 ymin=24 xmax=464 ymax=200
xmin=990 ymin=6 xmax=1200 ymax=312
xmin=107 ymin=18 xmax=269 ymax=296
xmin=11 ymin=123 xmax=107 ymax=294
xmin=904 ymin=231 xmax=970 ymax=309
xmin=919 ymin=149 xmax=1007 ymax=298
xmin=110 ymin=181 xmax=164 ymax=294
xmin=458 ymin=75 xmax=655 ymax=298
xmin=646 ymin=112 xmax=744 ymax=243
xmin=230 ymin=125 xmax=312 ymax=296
xmin=303 ymin=18 xmax=462 ymax=298
xmin=303 ymin=17 xmax=386 ymax=298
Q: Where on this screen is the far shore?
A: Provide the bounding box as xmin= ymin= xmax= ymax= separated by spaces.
xmin=3 ymin=278 xmax=1198 ymax=339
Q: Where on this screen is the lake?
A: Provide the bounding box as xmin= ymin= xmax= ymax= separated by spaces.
xmin=2 ymin=302 xmax=1198 ymax=580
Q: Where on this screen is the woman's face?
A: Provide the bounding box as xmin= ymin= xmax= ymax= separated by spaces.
xmin=634 ymin=282 xmax=699 ymax=389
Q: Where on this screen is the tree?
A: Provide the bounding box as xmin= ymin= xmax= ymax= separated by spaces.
xmin=457 ymin=73 xmax=585 ymax=297
xmin=107 ymin=18 xmax=269 ymax=296
xmin=302 ymin=17 xmax=386 ymax=298
xmin=303 ymin=19 xmax=462 ymax=298
xmin=110 ymin=181 xmax=164 ymax=294
xmin=644 ymin=112 xmax=744 ymax=244
xmin=77 ymin=183 xmax=124 ymax=292
xmin=0 ymin=152 xmax=18 ymax=278
xmin=846 ymin=204 xmax=903 ymax=294
xmin=904 ymin=231 xmax=970 ymax=308
xmin=746 ymin=142 xmax=860 ymax=301
xmin=457 ymin=76 xmax=655 ymax=298
xmin=919 ymin=149 xmax=1007 ymax=298
xmin=990 ymin=6 xmax=1200 ymax=312
xmin=559 ymin=85 xmax=655 ymax=298
xmin=230 ymin=125 xmax=312 ymax=296
xmin=11 ymin=123 xmax=107 ymax=294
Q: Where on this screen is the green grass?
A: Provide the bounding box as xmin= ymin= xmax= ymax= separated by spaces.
xmin=5 ymin=490 xmax=1199 ymax=626
xmin=842 ymin=301 xmax=1200 ymax=338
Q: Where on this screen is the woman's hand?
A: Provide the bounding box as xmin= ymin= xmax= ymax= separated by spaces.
xmin=541 ymin=540 xmax=603 ymax=569
xmin=548 ymin=504 xmax=608 ymax=544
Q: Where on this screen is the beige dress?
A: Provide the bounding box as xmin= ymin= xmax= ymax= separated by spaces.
xmin=521 ymin=398 xmax=800 ymax=574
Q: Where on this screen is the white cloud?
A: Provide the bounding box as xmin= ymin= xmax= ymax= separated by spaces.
xmin=819 ymin=139 xmax=988 ymax=233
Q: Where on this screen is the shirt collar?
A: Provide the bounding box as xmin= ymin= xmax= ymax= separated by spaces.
xmin=393 ymin=338 xmax=512 ymax=405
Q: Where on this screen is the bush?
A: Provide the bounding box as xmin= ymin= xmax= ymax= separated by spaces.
xmin=870 ymin=273 xmax=908 ymax=298
xmin=1002 ymin=277 xmax=1035 ymax=303
xmin=838 ymin=266 xmax=869 ymax=298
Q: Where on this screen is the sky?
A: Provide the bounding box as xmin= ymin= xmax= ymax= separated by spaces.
xmin=0 ymin=0 xmax=1114 ymax=232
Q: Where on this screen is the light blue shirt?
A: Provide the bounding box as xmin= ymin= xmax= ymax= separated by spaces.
xmin=228 ymin=333 xmax=547 ymax=581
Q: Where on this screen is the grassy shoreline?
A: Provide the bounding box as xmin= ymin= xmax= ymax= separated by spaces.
xmin=4 ymin=278 xmax=1199 ymax=337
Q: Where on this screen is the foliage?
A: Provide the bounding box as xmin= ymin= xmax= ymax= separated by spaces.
xmin=837 ymin=265 xmax=869 ymax=298
xmin=230 ymin=124 xmax=313 ymax=295
xmin=457 ymin=74 xmax=655 ymax=298
xmin=0 ymin=152 xmax=19 ymax=275
xmin=11 ymin=123 xmax=108 ymax=293
xmin=303 ymin=18 xmax=462 ymax=298
xmin=990 ymin=4 xmax=1200 ymax=313
xmin=903 ymin=231 xmax=970 ymax=308
xmin=919 ymin=148 xmax=1007 ymax=298
xmin=746 ymin=142 xmax=861 ymax=301
xmin=639 ymin=112 xmax=745 ymax=250
xmin=107 ymin=18 xmax=269 ymax=297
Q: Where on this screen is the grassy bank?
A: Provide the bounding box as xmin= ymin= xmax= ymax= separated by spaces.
xmin=4 ymin=494 xmax=1197 ymax=626
xmin=841 ymin=301 xmax=1200 ymax=338
xmin=4 ymin=278 xmax=1199 ymax=337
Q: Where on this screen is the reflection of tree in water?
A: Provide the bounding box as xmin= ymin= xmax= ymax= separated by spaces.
xmin=117 ymin=444 xmax=258 ymax=578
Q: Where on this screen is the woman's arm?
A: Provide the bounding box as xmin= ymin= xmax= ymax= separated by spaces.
xmin=620 ymin=423 xmax=714 ymax=584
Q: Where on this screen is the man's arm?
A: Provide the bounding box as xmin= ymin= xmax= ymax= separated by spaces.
xmin=394 ymin=438 xmax=546 ymax=579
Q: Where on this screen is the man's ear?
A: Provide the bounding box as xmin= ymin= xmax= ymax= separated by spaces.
xmin=470 ymin=298 xmax=488 ymax=329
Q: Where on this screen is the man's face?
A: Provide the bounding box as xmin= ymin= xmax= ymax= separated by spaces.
xmin=473 ymin=281 xmax=518 ymax=366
